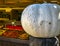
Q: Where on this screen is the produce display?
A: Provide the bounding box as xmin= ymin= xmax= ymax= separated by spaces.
xmin=2 ymin=30 xmax=19 ymax=38
xmin=0 ymin=29 xmax=6 ymax=35
xmin=0 ymin=24 xmax=29 ymax=40
xmin=5 ymin=25 xmax=24 ymax=31
xmin=18 ymin=33 xmax=29 ymax=40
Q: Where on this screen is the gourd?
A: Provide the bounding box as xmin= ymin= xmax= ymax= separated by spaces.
xmin=21 ymin=3 xmax=60 ymax=38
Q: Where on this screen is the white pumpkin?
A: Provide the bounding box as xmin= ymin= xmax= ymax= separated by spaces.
xmin=58 ymin=13 xmax=60 ymax=33
xmin=21 ymin=3 xmax=60 ymax=38
xmin=58 ymin=20 xmax=60 ymax=34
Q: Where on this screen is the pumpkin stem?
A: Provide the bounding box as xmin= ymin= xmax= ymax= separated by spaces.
xmin=55 ymin=36 xmax=59 ymax=46
xmin=43 ymin=0 xmax=47 ymax=3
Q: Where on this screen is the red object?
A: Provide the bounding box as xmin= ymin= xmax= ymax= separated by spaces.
xmin=6 ymin=25 xmax=24 ymax=31
xmin=3 ymin=31 xmax=19 ymax=38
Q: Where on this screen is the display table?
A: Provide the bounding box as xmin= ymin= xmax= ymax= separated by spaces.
xmin=0 ymin=37 xmax=29 ymax=46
